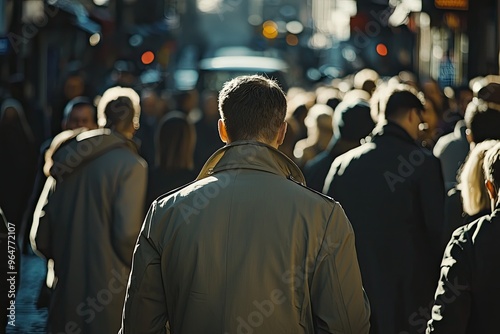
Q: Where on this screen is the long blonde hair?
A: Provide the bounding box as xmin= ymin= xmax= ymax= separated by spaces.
xmin=459 ymin=140 xmax=500 ymax=215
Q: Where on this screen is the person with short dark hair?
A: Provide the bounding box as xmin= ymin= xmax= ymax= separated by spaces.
xmin=120 ymin=75 xmax=371 ymax=334
xmin=426 ymin=142 xmax=500 ymax=333
xmin=304 ymin=99 xmax=375 ymax=192
xmin=324 ymin=86 xmax=445 ymax=334
xmin=32 ymin=86 xmax=147 ymax=334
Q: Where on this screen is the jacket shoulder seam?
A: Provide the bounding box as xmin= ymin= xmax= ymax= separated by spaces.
xmin=287 ymin=175 xmax=335 ymax=203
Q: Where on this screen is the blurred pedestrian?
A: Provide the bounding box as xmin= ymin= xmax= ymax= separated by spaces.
xmin=279 ymin=113 xmax=300 ymax=160
xmin=193 ymin=90 xmax=224 ymax=172
xmin=426 ymin=142 xmax=500 ymax=333
xmin=436 ymin=97 xmax=500 ymax=191
xmin=18 ymin=97 xmax=98 ymax=252
xmin=418 ymin=97 xmax=441 ymax=149
xmin=353 ymin=68 xmax=379 ymax=96
xmin=174 ymin=89 xmax=199 ymax=115
xmin=452 ymin=85 xmax=473 ymax=118
xmin=31 ymin=86 xmax=147 ymax=334
xmin=0 ymin=99 xmax=37 ymax=235
xmin=293 ymin=104 xmax=334 ymax=168
xmin=304 ymin=99 xmax=375 ymax=192
xmin=135 ymin=88 xmax=168 ymax=165
xmin=433 ymin=119 xmax=469 ymax=191
xmin=443 ymin=140 xmax=500 ymax=240
xmin=120 ymin=75 xmax=370 ymax=334
xmin=324 ymin=86 xmax=445 ymax=334
xmin=51 ymin=66 xmax=92 ymax=136
xmin=145 ymin=112 xmax=197 ymax=209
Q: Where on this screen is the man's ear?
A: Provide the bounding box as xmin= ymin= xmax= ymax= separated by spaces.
xmin=466 ymin=128 xmax=474 ymax=144
xmin=486 ymin=180 xmax=497 ymax=200
xmin=276 ymin=121 xmax=287 ymax=146
xmin=218 ymin=119 xmax=229 ymax=144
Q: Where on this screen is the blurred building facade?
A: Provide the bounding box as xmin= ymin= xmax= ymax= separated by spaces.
xmin=0 ymin=0 xmax=498 ymax=138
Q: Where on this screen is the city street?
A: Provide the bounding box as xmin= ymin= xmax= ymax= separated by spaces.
xmin=2 ymin=0 xmax=500 ymax=332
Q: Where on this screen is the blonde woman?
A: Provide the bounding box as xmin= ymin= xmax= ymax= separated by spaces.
xmin=444 ymin=139 xmax=500 ymax=239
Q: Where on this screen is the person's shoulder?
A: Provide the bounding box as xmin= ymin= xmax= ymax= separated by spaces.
xmin=448 ymin=213 xmax=491 ymax=249
xmin=464 ymin=211 xmax=499 ymax=237
xmin=153 ymin=176 xmax=209 ymax=207
xmin=288 ymin=175 xmax=337 ymax=206
xmin=433 ymin=132 xmax=456 ymax=156
xmin=330 ymin=142 xmax=374 ymax=172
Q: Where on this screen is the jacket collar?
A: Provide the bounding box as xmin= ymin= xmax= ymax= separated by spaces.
xmin=197 ymin=140 xmax=306 ymax=185
xmin=369 ymin=120 xmax=417 ymax=145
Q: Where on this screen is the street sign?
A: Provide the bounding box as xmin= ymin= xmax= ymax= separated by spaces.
xmin=435 ymin=0 xmax=468 ymax=10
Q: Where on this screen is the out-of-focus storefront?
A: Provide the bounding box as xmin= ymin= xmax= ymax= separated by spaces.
xmin=310 ymin=0 xmax=499 ymax=85
xmin=1 ymin=0 xmax=179 ymax=138
xmin=418 ymin=0 xmax=498 ymax=85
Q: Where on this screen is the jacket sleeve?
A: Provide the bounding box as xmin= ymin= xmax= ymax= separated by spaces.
xmin=310 ymin=203 xmax=371 ymax=334
xmin=31 ymin=176 xmax=56 ymax=259
xmin=120 ymin=202 xmax=168 ymax=334
xmin=419 ymin=157 xmax=446 ymax=258
xmin=426 ymin=226 xmax=472 ymax=334
xmin=112 ymin=159 xmax=148 ymax=267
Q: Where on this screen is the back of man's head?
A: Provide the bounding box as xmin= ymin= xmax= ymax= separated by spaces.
xmin=333 ymin=99 xmax=375 ymax=142
xmin=464 ymin=99 xmax=500 ymax=143
xmin=483 ymin=142 xmax=500 ymax=195
xmin=97 ymin=86 xmax=140 ymax=136
xmin=218 ymin=75 xmax=286 ymax=142
xmin=384 ymin=87 xmax=425 ymax=122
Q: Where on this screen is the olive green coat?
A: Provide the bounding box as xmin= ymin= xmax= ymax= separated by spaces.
xmin=121 ymin=141 xmax=370 ymax=334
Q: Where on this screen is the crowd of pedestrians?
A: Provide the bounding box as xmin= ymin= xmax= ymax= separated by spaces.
xmin=1 ymin=65 xmax=500 ymax=334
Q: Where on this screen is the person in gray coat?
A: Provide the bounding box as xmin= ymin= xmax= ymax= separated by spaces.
xmin=32 ymin=86 xmax=147 ymax=334
xmin=120 ymin=75 xmax=370 ymax=334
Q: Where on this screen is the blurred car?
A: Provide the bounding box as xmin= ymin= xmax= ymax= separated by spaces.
xmin=196 ymin=47 xmax=289 ymax=92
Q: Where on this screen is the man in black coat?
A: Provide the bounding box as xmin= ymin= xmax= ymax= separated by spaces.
xmin=426 ymin=141 xmax=500 ymax=333
xmin=324 ymin=87 xmax=445 ymax=334
xmin=303 ymin=99 xmax=375 ymax=192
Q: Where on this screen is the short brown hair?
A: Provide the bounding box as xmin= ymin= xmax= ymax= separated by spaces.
xmin=218 ymin=75 xmax=286 ymax=142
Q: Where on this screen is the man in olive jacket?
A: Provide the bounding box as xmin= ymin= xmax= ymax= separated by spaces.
xmin=32 ymin=87 xmax=147 ymax=334
xmin=120 ymin=75 xmax=370 ymax=334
